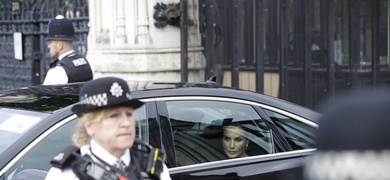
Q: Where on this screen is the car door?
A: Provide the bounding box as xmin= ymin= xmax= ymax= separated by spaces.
xmin=168 ymin=150 xmax=310 ymax=180
xmin=0 ymin=104 xmax=151 ymax=180
xmin=155 ymin=96 xmax=310 ymax=179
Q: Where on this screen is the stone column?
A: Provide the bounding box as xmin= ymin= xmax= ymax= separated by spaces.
xmin=136 ymin=0 xmax=151 ymax=45
xmin=115 ymin=0 xmax=126 ymax=45
xmin=88 ymin=0 xmax=111 ymax=47
xmin=87 ymin=0 xmax=100 ymax=47
xmin=87 ymin=0 xmax=205 ymax=82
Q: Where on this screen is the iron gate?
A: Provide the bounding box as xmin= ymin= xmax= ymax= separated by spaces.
xmin=0 ymin=0 xmax=89 ymax=90
xmin=198 ymin=0 xmax=390 ymax=109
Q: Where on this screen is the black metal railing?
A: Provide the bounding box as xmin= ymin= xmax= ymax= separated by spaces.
xmin=0 ymin=0 xmax=89 ymax=90
xmin=197 ymin=0 xmax=390 ymax=109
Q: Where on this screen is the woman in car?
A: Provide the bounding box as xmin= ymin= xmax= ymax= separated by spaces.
xmin=222 ymin=121 xmax=249 ymax=159
xmin=45 ymin=77 xmax=171 ymax=180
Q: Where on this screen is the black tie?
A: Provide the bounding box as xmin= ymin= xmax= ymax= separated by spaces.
xmin=113 ymin=160 xmax=126 ymax=173
xmin=49 ymin=59 xmax=59 ymax=68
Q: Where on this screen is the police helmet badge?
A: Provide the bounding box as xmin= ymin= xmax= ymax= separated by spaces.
xmin=71 ymin=77 xmax=144 ymax=116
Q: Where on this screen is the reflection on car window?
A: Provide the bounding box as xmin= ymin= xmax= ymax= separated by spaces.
xmin=135 ymin=105 xmax=148 ymax=142
xmin=4 ymin=105 xmax=148 ymax=180
xmin=264 ymin=109 xmax=316 ymax=150
xmin=5 ymin=117 xmax=77 ymax=180
xmin=0 ymin=112 xmax=43 ymax=155
xmin=166 ymin=100 xmax=273 ymax=167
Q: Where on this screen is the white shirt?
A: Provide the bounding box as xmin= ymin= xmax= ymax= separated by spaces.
xmin=43 ymin=50 xmax=94 ymax=85
xmin=43 ymin=50 xmax=73 ymax=85
xmin=45 ymin=140 xmax=172 ymax=180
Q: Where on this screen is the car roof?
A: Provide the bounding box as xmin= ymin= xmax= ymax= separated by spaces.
xmin=0 ymin=81 xmax=321 ymax=122
xmin=0 ymin=83 xmax=81 ymax=112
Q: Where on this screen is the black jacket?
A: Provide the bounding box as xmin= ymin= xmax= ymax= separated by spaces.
xmin=50 ymin=53 xmax=93 ymax=83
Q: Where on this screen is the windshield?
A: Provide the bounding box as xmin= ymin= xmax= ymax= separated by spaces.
xmin=0 ymin=109 xmax=48 ymax=155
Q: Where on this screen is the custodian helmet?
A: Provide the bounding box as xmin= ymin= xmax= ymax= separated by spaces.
xmin=45 ymin=15 xmax=79 ymax=41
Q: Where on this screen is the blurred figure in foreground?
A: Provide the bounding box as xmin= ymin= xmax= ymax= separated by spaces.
xmin=304 ymin=88 xmax=390 ymax=180
xmin=45 ymin=77 xmax=171 ymax=180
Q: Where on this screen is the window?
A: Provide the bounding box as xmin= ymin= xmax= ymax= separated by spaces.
xmin=0 ymin=111 xmax=45 ymax=155
xmin=135 ymin=105 xmax=148 ymax=142
xmin=5 ymin=117 xmax=77 ymax=180
xmin=264 ymin=109 xmax=316 ymax=150
xmin=4 ymin=105 xmax=148 ymax=180
xmin=166 ymin=100 xmax=273 ymax=167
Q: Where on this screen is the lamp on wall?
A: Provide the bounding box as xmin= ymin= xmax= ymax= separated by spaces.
xmin=153 ymin=2 xmax=181 ymax=28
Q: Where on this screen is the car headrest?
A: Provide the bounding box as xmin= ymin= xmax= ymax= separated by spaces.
xmin=222 ymin=114 xmax=251 ymax=126
xmin=200 ymin=124 xmax=223 ymax=138
xmin=170 ymin=109 xmax=204 ymax=122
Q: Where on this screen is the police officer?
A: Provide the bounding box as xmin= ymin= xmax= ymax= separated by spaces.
xmin=43 ymin=15 xmax=93 ymax=85
xmin=45 ymin=77 xmax=171 ymax=180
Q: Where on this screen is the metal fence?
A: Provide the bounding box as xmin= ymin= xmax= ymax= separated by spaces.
xmin=197 ymin=0 xmax=390 ymax=109
xmin=1 ymin=0 xmax=390 ymax=109
xmin=0 ymin=0 xmax=89 ymax=90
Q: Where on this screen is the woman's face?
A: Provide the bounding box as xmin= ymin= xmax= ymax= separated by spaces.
xmin=222 ymin=126 xmax=249 ymax=159
xmin=85 ymin=106 xmax=136 ymax=155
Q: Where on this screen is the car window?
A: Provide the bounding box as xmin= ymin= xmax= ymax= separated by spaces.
xmin=166 ymin=100 xmax=273 ymax=167
xmin=4 ymin=116 xmax=77 ymax=180
xmin=4 ymin=105 xmax=148 ymax=180
xmin=264 ymin=109 xmax=316 ymax=150
xmin=135 ymin=105 xmax=148 ymax=142
xmin=0 ymin=111 xmax=45 ymax=155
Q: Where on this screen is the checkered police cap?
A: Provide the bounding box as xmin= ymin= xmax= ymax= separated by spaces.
xmin=71 ymin=77 xmax=144 ymax=116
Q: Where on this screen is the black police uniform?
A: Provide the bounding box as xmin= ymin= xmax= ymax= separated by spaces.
xmin=49 ymin=139 xmax=165 ymax=180
xmin=49 ymin=52 xmax=93 ymax=83
xmin=45 ymin=15 xmax=93 ymax=84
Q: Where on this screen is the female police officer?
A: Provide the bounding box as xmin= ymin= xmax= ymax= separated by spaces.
xmin=45 ymin=77 xmax=171 ymax=180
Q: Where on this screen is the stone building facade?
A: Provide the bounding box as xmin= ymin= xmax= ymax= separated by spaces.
xmin=87 ymin=0 xmax=205 ymax=82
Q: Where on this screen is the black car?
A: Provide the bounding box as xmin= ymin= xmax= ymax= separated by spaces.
xmin=0 ymin=81 xmax=320 ymax=180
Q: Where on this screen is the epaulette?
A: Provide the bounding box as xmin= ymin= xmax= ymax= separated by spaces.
xmin=50 ymin=145 xmax=80 ymax=169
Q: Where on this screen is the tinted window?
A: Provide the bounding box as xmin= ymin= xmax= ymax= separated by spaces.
xmin=4 ymin=117 xmax=77 ymax=180
xmin=264 ymin=109 xmax=316 ymax=150
xmin=4 ymin=105 xmax=148 ymax=180
xmin=135 ymin=105 xmax=148 ymax=142
xmin=166 ymin=100 xmax=273 ymax=167
xmin=0 ymin=111 xmax=45 ymax=155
